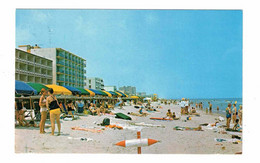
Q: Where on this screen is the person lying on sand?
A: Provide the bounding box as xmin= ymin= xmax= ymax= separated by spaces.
xmin=139 ymin=106 xmax=149 ymax=116
xmin=128 ymin=112 xmax=147 ymax=117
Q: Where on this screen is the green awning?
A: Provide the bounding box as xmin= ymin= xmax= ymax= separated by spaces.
xmin=27 ymin=82 xmax=49 ymax=94
xmin=76 ymin=87 xmax=90 ymax=95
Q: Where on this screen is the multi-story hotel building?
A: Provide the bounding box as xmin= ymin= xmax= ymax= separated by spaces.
xmin=85 ymin=77 xmax=104 ymax=90
xmin=15 ymin=48 xmax=53 ymax=84
xmin=19 ymin=45 xmax=87 ymax=88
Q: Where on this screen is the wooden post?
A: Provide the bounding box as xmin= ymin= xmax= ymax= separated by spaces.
xmin=29 ymin=97 xmax=34 ymax=122
xmin=137 ymin=131 xmax=141 ymax=154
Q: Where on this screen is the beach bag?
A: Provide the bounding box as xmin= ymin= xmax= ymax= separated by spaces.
xmin=115 ymin=113 xmax=132 ymax=120
xmin=101 ymin=118 xmax=110 ymax=126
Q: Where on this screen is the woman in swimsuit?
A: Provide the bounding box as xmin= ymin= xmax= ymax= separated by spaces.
xmin=46 ymin=88 xmax=61 ymax=136
xmin=232 ymin=104 xmax=237 ymax=124
xmin=226 ymin=103 xmax=232 ymax=129
xmin=39 ymin=88 xmax=48 ymax=134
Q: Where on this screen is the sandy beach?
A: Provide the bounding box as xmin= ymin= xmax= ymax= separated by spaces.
xmin=15 ymin=103 xmax=242 ymax=154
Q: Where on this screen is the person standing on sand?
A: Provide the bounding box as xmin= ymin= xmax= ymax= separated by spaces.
xmin=232 ymin=104 xmax=237 ymax=124
xmin=208 ymin=102 xmax=212 ymax=114
xmin=238 ymin=105 xmax=242 ymax=125
xmin=185 ymin=99 xmax=189 ymax=114
xmin=226 ymin=103 xmax=232 ymax=129
xmin=39 ymin=88 xmax=48 ymax=134
xmin=46 ymin=88 xmax=61 ymax=136
xmin=180 ymin=98 xmax=185 ymax=114
xmin=217 ymin=106 xmax=219 ymax=111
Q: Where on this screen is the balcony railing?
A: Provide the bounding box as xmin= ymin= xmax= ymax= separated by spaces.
xmin=57 ymin=69 xmax=65 ymax=73
xmin=57 ymin=52 xmax=65 ymax=58
xmin=57 ymin=61 xmax=65 ymax=65
xmin=57 ymin=77 xmax=65 ymax=81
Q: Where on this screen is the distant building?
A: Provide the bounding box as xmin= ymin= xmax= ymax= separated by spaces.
xmin=104 ymin=86 xmax=117 ymax=92
xmin=137 ymin=92 xmax=146 ymax=97
xmin=85 ymin=77 xmax=104 ymax=90
xmin=15 ymin=48 xmax=53 ymax=84
xmin=19 ymin=45 xmax=87 ymax=88
xmin=119 ymin=86 xmax=136 ymax=95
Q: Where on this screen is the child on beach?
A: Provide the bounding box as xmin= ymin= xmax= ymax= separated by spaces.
xmin=226 ymin=103 xmax=232 ymax=129
xmin=233 ymin=119 xmax=242 ymax=132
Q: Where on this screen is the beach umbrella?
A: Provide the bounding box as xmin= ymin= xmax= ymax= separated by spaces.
xmin=63 ymin=86 xmax=81 ymax=95
xmin=102 ymin=90 xmax=112 ymax=97
xmin=84 ymin=89 xmax=95 ymax=96
xmin=45 ymin=84 xmax=72 ymax=95
xmin=15 ymin=80 xmax=37 ymax=95
xmin=130 ymin=96 xmax=139 ymax=99
xmin=89 ymin=89 xmax=107 ymax=96
xmin=117 ymin=91 xmax=129 ymax=97
xmin=27 ymin=82 xmax=49 ymax=94
xmin=115 ymin=91 xmax=126 ymax=97
xmin=75 ymin=87 xmax=90 ymax=95
xmin=108 ymin=91 xmax=118 ymax=96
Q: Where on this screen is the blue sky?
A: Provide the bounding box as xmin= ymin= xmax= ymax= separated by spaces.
xmin=16 ymin=10 xmax=242 ymax=99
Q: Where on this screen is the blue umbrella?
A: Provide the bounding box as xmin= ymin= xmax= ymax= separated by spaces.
xmin=15 ymin=80 xmax=37 ymax=95
xmin=63 ymin=86 xmax=81 ymax=95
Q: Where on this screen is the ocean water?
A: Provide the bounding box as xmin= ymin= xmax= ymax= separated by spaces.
xmin=189 ymin=98 xmax=242 ymax=115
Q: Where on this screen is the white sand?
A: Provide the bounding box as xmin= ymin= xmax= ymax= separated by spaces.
xmin=15 ymin=103 xmax=242 ymax=154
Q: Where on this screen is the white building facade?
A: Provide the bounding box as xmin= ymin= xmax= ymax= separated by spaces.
xmin=85 ymin=77 xmax=104 ymax=90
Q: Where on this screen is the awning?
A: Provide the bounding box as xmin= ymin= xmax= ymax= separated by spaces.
xmin=88 ymin=89 xmax=107 ymax=96
xmin=84 ymin=89 xmax=95 ymax=96
xmin=27 ymin=82 xmax=49 ymax=94
xmin=108 ymin=91 xmax=118 ymax=96
xmin=45 ymin=84 xmax=72 ymax=95
xmin=63 ymin=86 xmax=81 ymax=95
xmin=76 ymin=87 xmax=90 ymax=95
xmin=102 ymin=90 xmax=112 ymax=97
xmin=15 ymin=80 xmax=37 ymax=95
xmin=117 ymin=91 xmax=128 ymax=97
xmin=130 ymin=96 xmax=139 ymax=99
xmin=115 ymin=91 xmax=126 ymax=97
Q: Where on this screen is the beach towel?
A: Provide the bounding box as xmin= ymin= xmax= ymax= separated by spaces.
xmin=129 ymin=112 xmax=147 ymax=117
xmin=115 ymin=113 xmax=132 ymax=120
xmin=71 ymin=127 xmax=102 ymax=133
xmin=173 ymin=126 xmax=203 ymax=131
